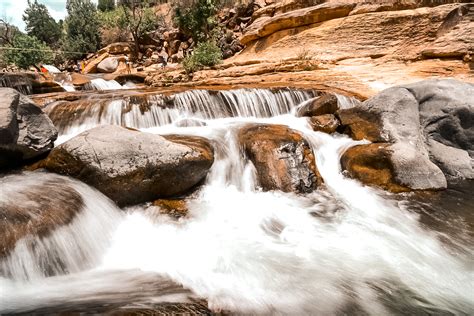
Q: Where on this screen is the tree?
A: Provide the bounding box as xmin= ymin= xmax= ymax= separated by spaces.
xmin=98 ymin=0 xmax=115 ymax=12
xmin=23 ymin=0 xmax=62 ymax=48
xmin=97 ymin=8 xmax=128 ymax=45
xmin=119 ymin=1 xmax=157 ymax=59
xmin=3 ymin=34 xmax=53 ymax=69
xmin=63 ymin=0 xmax=101 ymax=59
xmin=182 ymin=40 xmax=222 ymax=74
xmin=174 ymin=0 xmax=220 ymax=43
xmin=0 ymin=19 xmax=20 ymax=46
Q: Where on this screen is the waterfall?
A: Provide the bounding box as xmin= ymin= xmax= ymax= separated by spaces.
xmin=1 ymin=90 xmax=472 ymax=314
xmin=89 ymin=78 xmax=125 ymax=91
xmin=46 ymin=88 xmax=316 ymax=143
xmin=0 ymin=85 xmax=474 ymax=315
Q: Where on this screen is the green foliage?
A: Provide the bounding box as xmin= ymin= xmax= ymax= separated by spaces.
xmin=3 ymin=34 xmax=53 ymax=69
xmin=183 ymin=40 xmax=222 ymax=74
xmin=97 ymin=8 xmax=128 ymax=45
xmin=174 ymin=0 xmax=220 ymax=43
xmin=23 ymin=0 xmax=62 ymax=48
xmin=119 ymin=1 xmax=159 ymax=57
xmin=63 ymin=0 xmax=101 ymax=59
xmin=98 ymin=0 xmax=115 ymax=12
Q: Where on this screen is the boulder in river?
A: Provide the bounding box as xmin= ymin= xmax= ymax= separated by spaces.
xmin=296 ymin=93 xmax=339 ymax=117
xmin=40 ymin=125 xmax=214 ymax=206
xmin=238 ymin=123 xmax=321 ymax=193
xmin=0 ymin=88 xmax=57 ymax=169
xmin=308 ymin=114 xmax=340 ymax=134
xmin=338 ymin=79 xmax=473 ymax=191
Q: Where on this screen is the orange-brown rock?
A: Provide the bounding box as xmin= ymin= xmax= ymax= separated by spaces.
xmin=341 ymin=143 xmax=411 ymax=192
xmin=308 ymin=114 xmax=339 ymax=133
xmin=83 ymin=52 xmax=109 ymax=74
xmin=0 ymin=172 xmax=83 ymax=258
xmin=153 ymin=199 xmax=188 ymax=218
xmin=70 ymin=73 xmax=91 ymax=86
xmin=296 ymin=93 xmax=339 ymax=117
xmin=337 ymin=107 xmax=385 ymax=142
xmin=238 ymin=123 xmax=321 ymax=193
xmin=97 ymin=42 xmax=132 ymax=56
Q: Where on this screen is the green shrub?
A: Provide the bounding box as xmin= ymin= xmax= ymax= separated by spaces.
xmin=3 ymin=34 xmax=53 ymax=69
xmin=183 ymin=41 xmax=222 ymax=74
xmin=174 ymin=0 xmax=220 ymax=43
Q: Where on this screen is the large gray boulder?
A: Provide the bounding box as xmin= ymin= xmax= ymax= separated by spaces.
xmin=0 ymin=88 xmax=57 ymax=168
xmin=97 ymin=57 xmax=119 ymax=73
xmin=338 ymin=79 xmax=473 ymax=191
xmin=39 ymin=125 xmax=214 ymax=206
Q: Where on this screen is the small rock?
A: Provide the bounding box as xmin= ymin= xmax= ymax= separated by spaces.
xmin=308 ymin=114 xmax=340 ymax=133
xmin=297 ymin=93 xmax=339 ymax=117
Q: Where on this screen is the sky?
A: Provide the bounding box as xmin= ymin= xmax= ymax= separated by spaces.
xmin=0 ymin=0 xmax=98 ymax=31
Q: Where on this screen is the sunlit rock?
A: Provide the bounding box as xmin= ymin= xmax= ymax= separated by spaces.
xmin=40 ymin=125 xmax=214 ymax=206
xmin=238 ymin=123 xmax=322 ymax=193
xmin=339 ymin=79 xmax=473 ymax=191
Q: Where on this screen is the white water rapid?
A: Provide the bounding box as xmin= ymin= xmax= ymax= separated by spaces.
xmin=0 ymin=89 xmax=472 ymax=315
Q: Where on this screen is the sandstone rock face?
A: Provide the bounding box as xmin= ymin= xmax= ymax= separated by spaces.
xmin=296 ymin=93 xmax=339 ymax=117
xmin=238 ymin=123 xmax=321 ymax=193
xmin=41 ymin=125 xmax=214 ymax=206
xmin=339 ymin=79 xmax=473 ymax=191
xmin=97 ymin=42 xmax=131 ymax=56
xmin=83 ymin=52 xmax=109 ymax=74
xmin=308 ymin=114 xmax=339 ymax=133
xmin=97 ymin=57 xmax=119 ymax=73
xmin=241 ymin=2 xmax=356 ymax=45
xmin=0 ymin=172 xmax=83 ymax=258
xmin=0 ymin=88 xmax=57 ymax=168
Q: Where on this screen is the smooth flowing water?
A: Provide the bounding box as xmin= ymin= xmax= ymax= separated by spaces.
xmin=0 ymin=89 xmax=472 ymax=315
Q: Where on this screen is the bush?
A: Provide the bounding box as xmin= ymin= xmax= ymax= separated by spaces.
xmin=3 ymin=34 xmax=53 ymax=69
xmin=183 ymin=41 xmax=222 ymax=74
xmin=174 ymin=0 xmax=220 ymax=43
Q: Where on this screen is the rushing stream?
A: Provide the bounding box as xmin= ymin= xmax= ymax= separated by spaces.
xmin=0 ymin=88 xmax=472 ymax=315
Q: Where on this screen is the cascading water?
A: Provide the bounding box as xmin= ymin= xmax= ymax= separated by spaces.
xmin=1 ymin=89 xmax=473 ymax=315
xmin=89 ymin=78 xmax=124 ymax=90
xmin=46 ymin=88 xmax=317 ymax=144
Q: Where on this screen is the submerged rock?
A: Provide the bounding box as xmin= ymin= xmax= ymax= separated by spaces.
xmin=153 ymin=198 xmax=188 ymax=218
xmin=0 ymin=172 xmax=83 ymax=258
xmin=0 ymin=88 xmax=57 ymax=169
xmin=338 ymin=79 xmax=473 ymax=191
xmin=238 ymin=123 xmax=321 ymax=193
xmin=40 ymin=125 xmax=214 ymax=206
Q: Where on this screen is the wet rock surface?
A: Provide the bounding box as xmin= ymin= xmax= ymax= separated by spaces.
xmin=0 ymin=172 xmax=83 ymax=258
xmin=39 ymin=125 xmax=214 ymax=206
xmin=339 ymin=79 xmax=473 ymax=191
xmin=0 ymin=88 xmax=58 ymax=169
xmin=296 ymin=93 xmax=339 ymax=117
xmin=308 ymin=114 xmax=340 ymax=134
xmin=238 ymin=123 xmax=321 ymax=193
